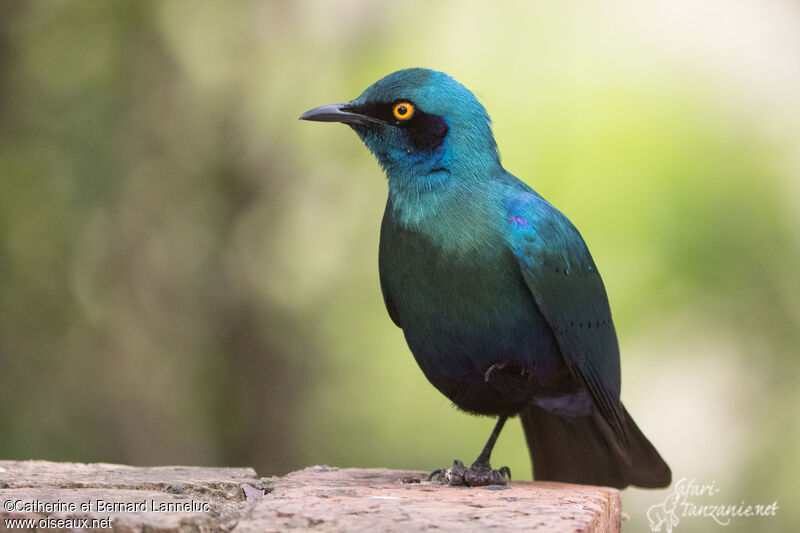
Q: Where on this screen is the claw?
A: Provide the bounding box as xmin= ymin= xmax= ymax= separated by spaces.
xmin=430 ymin=458 xmax=511 ymax=487
xmin=484 ymin=361 xmax=507 ymax=382
xmin=428 ymin=467 xmax=447 ymax=481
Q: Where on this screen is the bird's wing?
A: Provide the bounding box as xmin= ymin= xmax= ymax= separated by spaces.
xmin=378 ymin=203 xmax=402 ymax=329
xmin=379 ymin=268 xmax=402 ymax=328
xmin=506 ymin=191 xmax=628 ymax=441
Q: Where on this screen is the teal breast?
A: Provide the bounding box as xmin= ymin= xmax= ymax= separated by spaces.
xmin=378 ymin=201 xmax=574 ymax=415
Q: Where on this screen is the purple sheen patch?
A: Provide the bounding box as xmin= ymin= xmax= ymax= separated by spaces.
xmin=510 ymin=215 xmax=530 ymax=226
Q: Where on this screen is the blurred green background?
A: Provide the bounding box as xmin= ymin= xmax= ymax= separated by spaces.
xmin=1 ymin=1 xmax=798 ymax=531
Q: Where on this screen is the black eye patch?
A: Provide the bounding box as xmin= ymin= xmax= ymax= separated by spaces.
xmin=406 ymin=112 xmax=448 ymax=152
xmin=349 ymin=101 xmax=449 ymax=152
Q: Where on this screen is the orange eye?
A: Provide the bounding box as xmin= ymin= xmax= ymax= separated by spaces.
xmin=392 ymin=102 xmax=414 ymax=120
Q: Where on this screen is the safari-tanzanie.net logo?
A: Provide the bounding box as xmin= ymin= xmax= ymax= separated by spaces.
xmin=646 ymin=477 xmax=778 ymax=531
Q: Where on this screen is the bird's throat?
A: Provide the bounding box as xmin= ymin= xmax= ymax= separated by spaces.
xmin=385 ymin=167 xmax=455 ymax=228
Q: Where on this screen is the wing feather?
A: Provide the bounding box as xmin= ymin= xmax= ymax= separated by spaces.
xmin=507 ymin=192 xmax=628 ymax=442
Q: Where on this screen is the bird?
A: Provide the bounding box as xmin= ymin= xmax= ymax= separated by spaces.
xmin=299 ymin=68 xmax=671 ymax=489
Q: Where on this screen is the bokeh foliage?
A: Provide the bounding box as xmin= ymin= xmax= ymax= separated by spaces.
xmin=1 ymin=1 xmax=798 ymax=531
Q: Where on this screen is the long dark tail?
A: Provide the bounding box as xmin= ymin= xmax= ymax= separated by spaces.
xmin=521 ymin=402 xmax=671 ymax=489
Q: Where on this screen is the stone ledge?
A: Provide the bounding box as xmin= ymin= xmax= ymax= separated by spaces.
xmin=0 ymin=460 xmax=620 ymax=532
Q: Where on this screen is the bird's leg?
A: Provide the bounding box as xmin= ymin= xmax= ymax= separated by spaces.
xmin=429 ymin=416 xmax=512 ymax=487
xmin=473 ymin=415 xmax=507 ymax=466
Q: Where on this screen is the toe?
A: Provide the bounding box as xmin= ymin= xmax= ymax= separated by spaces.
xmin=428 ymin=468 xmax=447 ymax=481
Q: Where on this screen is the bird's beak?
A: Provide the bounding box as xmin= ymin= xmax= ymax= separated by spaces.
xmin=299 ymin=102 xmax=383 ymax=127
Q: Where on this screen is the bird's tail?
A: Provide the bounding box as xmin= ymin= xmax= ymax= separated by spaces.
xmin=520 ymin=402 xmax=671 ymax=489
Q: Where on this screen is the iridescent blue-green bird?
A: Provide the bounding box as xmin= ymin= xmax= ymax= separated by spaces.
xmin=300 ymin=68 xmax=670 ymax=489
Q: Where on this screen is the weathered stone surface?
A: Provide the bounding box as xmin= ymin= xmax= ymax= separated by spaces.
xmin=0 ymin=461 xmax=263 ymax=500
xmin=0 ymin=461 xmax=267 ymax=532
xmin=0 ymin=461 xmax=620 ymax=532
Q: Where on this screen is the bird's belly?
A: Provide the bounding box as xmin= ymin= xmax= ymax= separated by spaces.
xmin=382 ymin=237 xmax=576 ymax=415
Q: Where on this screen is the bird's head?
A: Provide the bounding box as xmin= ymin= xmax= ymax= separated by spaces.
xmin=300 ymin=69 xmax=500 ymax=183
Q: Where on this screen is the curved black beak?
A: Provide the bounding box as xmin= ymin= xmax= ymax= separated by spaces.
xmin=299 ymin=102 xmax=383 ymax=127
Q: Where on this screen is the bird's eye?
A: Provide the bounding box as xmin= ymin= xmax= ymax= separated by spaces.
xmin=392 ymin=102 xmax=415 ymax=121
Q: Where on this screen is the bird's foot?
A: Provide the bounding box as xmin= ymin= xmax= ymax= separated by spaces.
xmin=429 ymin=459 xmax=511 ymax=487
